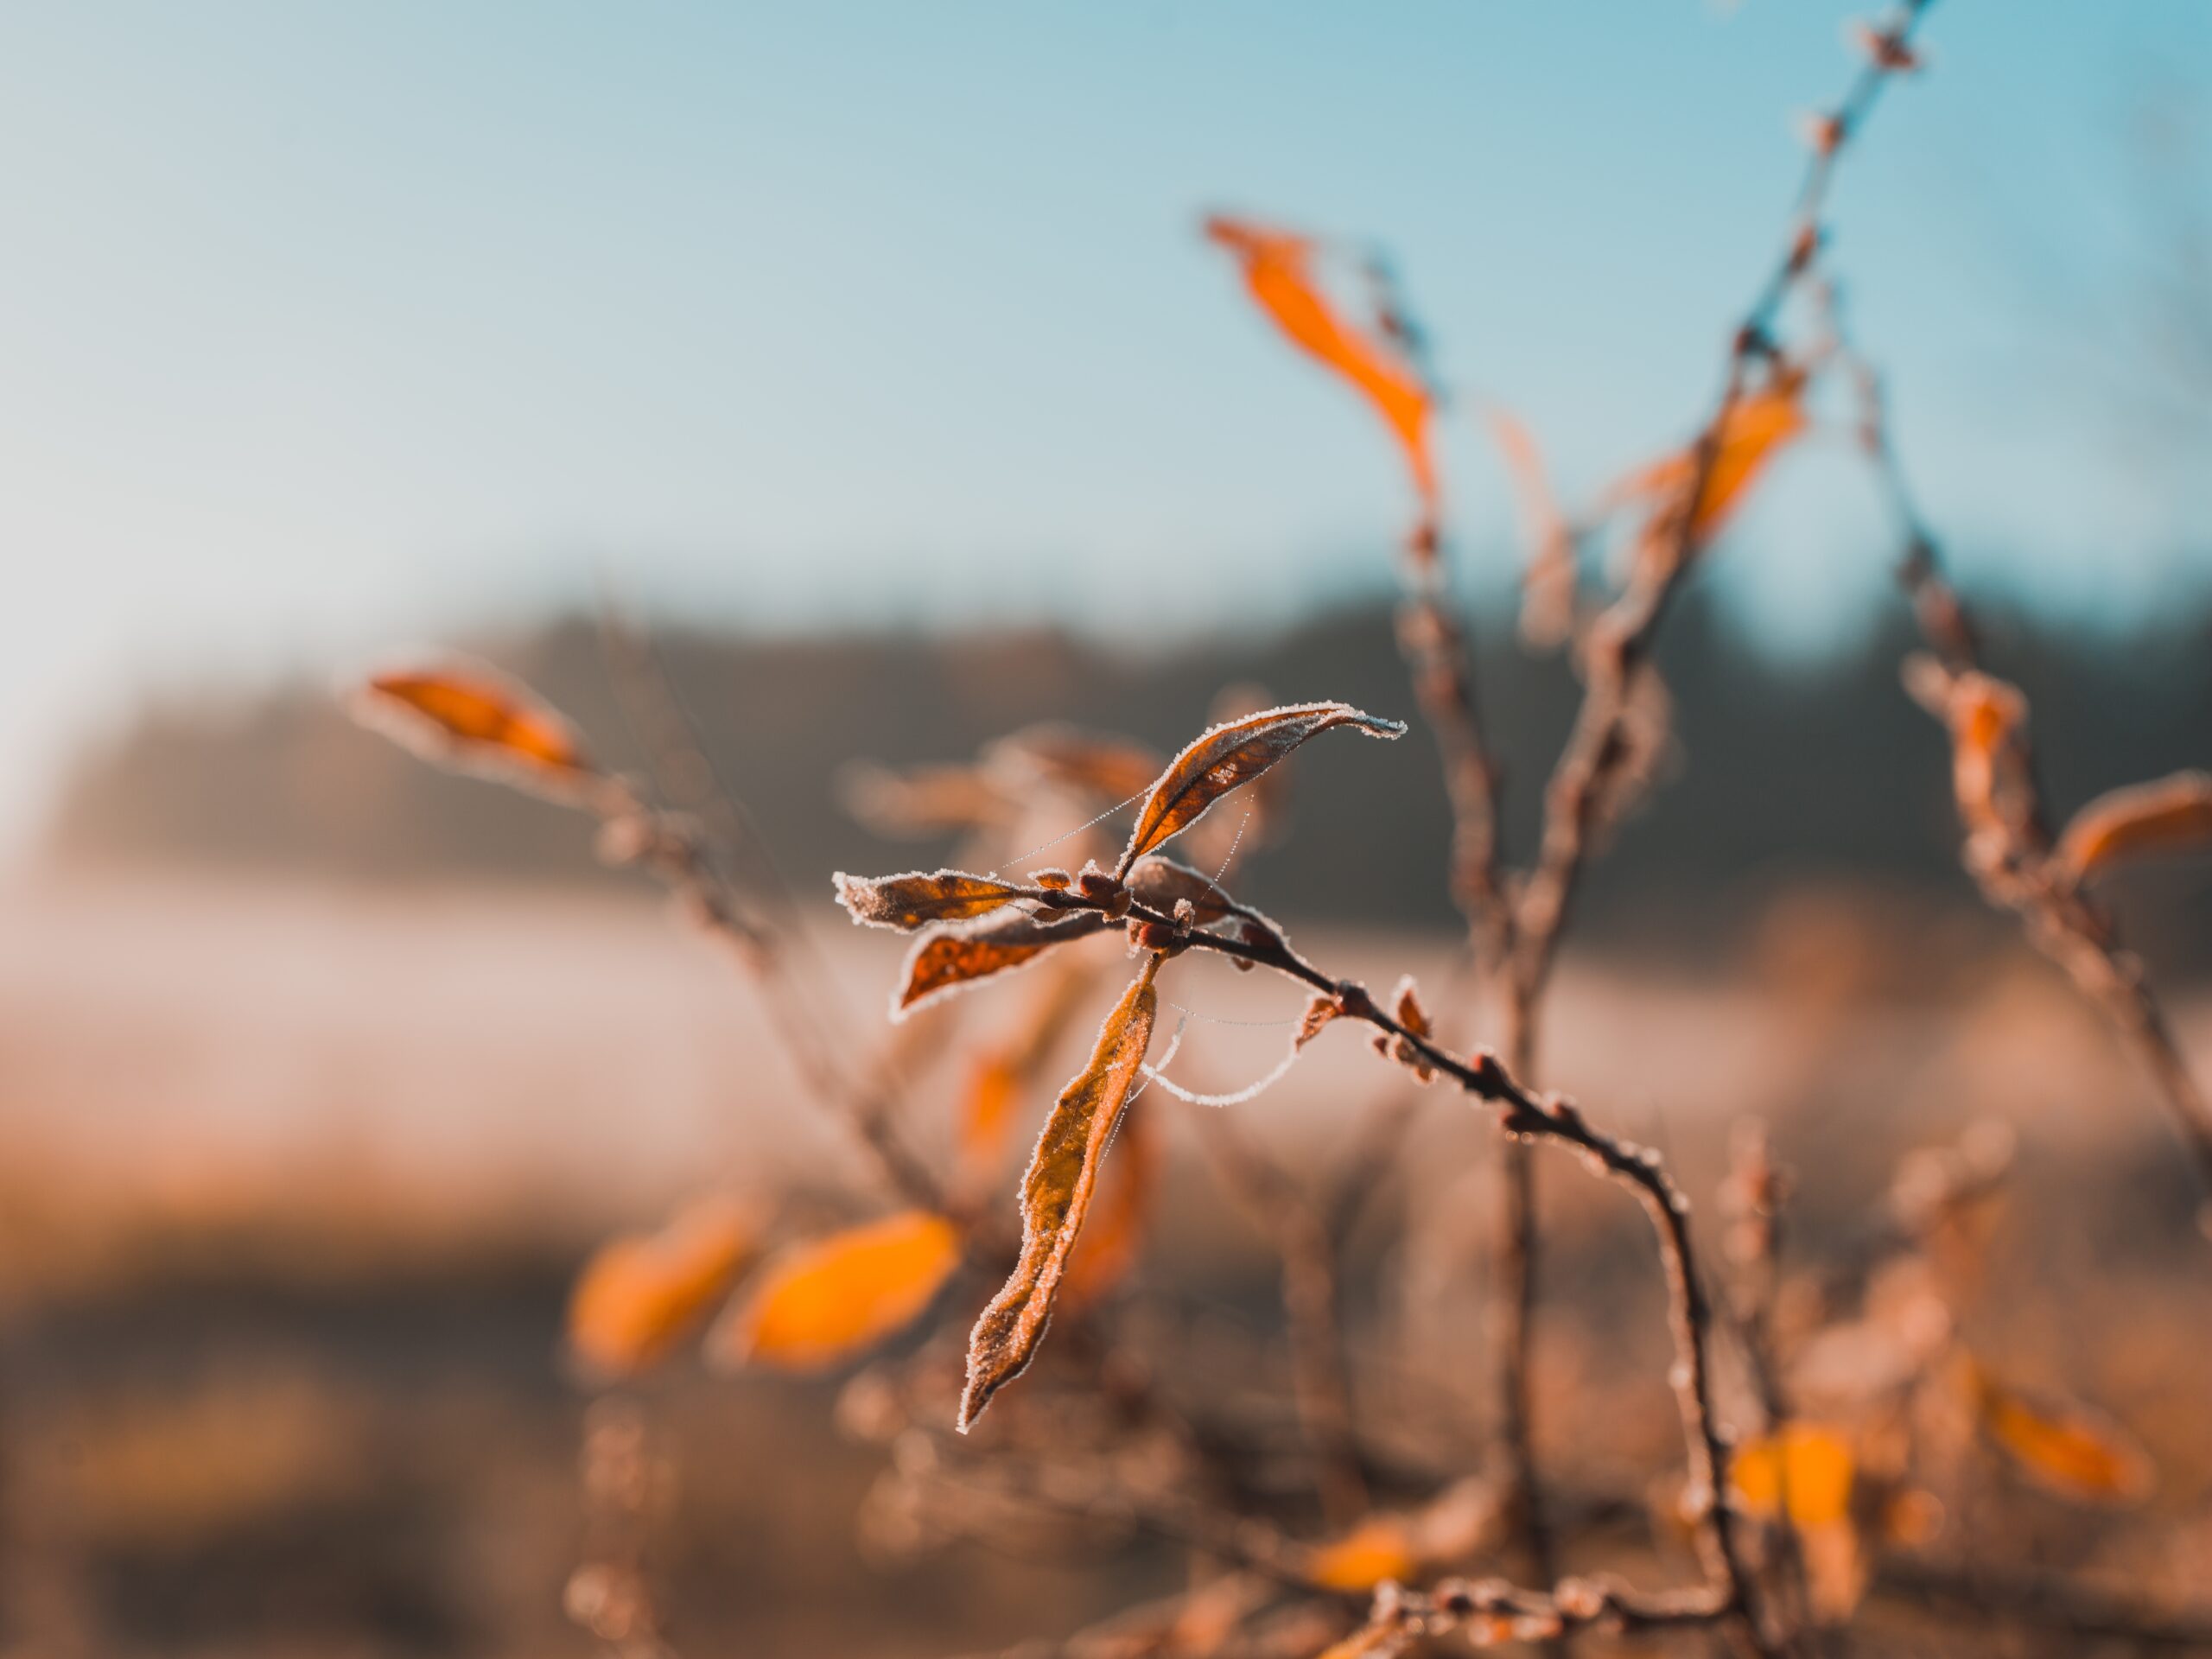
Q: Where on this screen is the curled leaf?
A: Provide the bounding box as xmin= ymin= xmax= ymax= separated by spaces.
xmin=1204 ymin=215 xmax=1438 ymax=520
xmin=1297 ymin=993 xmax=1344 ymax=1050
xmin=715 ymin=1211 xmax=962 ymax=1373
xmin=567 ymin=1198 xmax=753 ymax=1378
xmin=353 ymin=662 xmax=597 ymax=798
xmin=1971 ymin=1366 xmax=2152 ymax=1504
xmin=1904 ymin=658 xmax=2032 ymax=857
xmin=1384 ymin=975 xmax=1437 ymax=1082
xmin=835 ymin=869 xmax=1036 ymax=931
xmin=1126 ymin=854 xmax=1250 ymax=926
xmin=1116 ymin=702 xmax=1406 ymax=875
xmin=1058 ymin=1090 xmax=1159 ymax=1309
xmin=896 ymin=908 xmax=1112 ymax=1020
xmin=2057 ymin=771 xmax=2212 ymax=881
xmin=961 ymin=956 xmax=1162 ymax=1428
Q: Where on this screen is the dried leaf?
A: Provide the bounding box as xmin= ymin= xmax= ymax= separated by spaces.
xmin=1126 ymin=854 xmax=1248 ymax=926
xmin=1306 ymin=1516 xmax=1419 ymax=1592
xmin=353 ymin=663 xmax=597 ymax=798
xmin=2058 ymin=771 xmax=2212 ymax=881
xmin=1905 ymin=659 xmax=2031 ymax=855
xmin=1204 ymin=215 xmax=1438 ymax=519
xmin=839 ymin=761 xmax=1015 ymax=838
xmin=835 ymin=869 xmax=1036 ymax=931
xmin=1614 ymin=370 xmax=1809 ymax=546
xmin=1059 ymin=1091 xmax=1158 ymax=1308
xmin=1484 ymin=405 xmax=1578 ymax=648
xmin=987 ymin=724 xmax=1165 ymax=805
xmin=567 ymin=1198 xmax=753 ymax=1378
xmin=1297 ymin=993 xmax=1344 ymax=1050
xmin=1972 ymin=1367 xmax=2152 ymax=1504
xmin=961 ymin=955 xmax=1162 ymax=1428
xmin=716 ymin=1211 xmax=962 ymax=1373
xmin=1731 ymin=1423 xmax=1857 ymax=1529
xmin=895 ymin=908 xmax=1112 ymax=1020
xmin=1116 ymin=702 xmax=1405 ymax=875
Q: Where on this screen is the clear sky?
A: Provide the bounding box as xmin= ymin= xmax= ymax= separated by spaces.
xmin=2 ymin=2 xmax=2209 ymax=849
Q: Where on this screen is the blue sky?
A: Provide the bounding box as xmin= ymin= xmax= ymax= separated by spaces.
xmin=2 ymin=2 xmax=2209 ymax=848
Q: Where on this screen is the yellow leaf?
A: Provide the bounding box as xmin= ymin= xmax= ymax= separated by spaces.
xmin=568 ymin=1198 xmax=753 ymax=1378
xmin=1729 ymin=1423 xmax=1856 ymax=1529
xmin=961 ymin=956 xmax=1161 ymax=1428
xmin=719 ymin=1211 xmax=962 ymax=1373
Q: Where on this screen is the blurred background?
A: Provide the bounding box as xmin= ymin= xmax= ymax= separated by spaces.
xmin=3 ymin=3 xmax=2210 ymax=1656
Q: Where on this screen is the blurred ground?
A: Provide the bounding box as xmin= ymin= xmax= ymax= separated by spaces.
xmin=1 ymin=872 xmax=2207 ymax=1656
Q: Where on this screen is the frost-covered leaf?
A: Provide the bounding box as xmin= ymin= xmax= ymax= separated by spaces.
xmin=961 ymin=955 xmax=1161 ymax=1429
xmin=352 ymin=662 xmax=598 ymax=798
xmin=2058 ymin=771 xmax=2212 ymax=881
xmin=1204 ymin=215 xmax=1438 ymax=521
xmin=1058 ymin=1091 xmax=1158 ymax=1309
xmin=1116 ymin=702 xmax=1405 ymax=874
xmin=1126 ymin=854 xmax=1249 ymax=926
xmin=567 ymin=1198 xmax=753 ymax=1378
xmin=715 ymin=1211 xmax=963 ymax=1373
xmin=896 ymin=909 xmax=1112 ymax=1019
xmin=835 ymin=869 xmax=1036 ymax=931
xmin=1296 ymin=993 xmax=1344 ymax=1051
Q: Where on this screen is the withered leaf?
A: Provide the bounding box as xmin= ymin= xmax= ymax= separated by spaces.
xmin=2058 ymin=771 xmax=2212 ymax=881
xmin=957 ymin=959 xmax=1096 ymax=1178
xmin=895 ymin=908 xmax=1112 ymax=1020
xmin=353 ymin=663 xmax=597 ymax=798
xmin=715 ymin=1211 xmax=962 ymax=1373
xmin=1484 ymin=404 xmax=1578 ymax=649
xmin=835 ymin=869 xmax=1036 ymax=932
xmin=960 ymin=954 xmax=1161 ymax=1429
xmin=567 ymin=1197 xmax=753 ymax=1378
xmin=1971 ymin=1366 xmax=2152 ymax=1504
xmin=1205 ymin=215 xmax=1438 ymax=520
xmin=1058 ymin=1091 xmax=1158 ymax=1309
xmin=1613 ymin=368 xmax=1810 ymax=546
xmin=838 ymin=761 xmax=1015 ymax=838
xmin=1296 ymin=993 xmax=1344 ymax=1050
xmin=1904 ymin=659 xmax=2031 ymax=855
xmin=1116 ymin=702 xmax=1405 ymax=875
xmin=1126 ymin=854 xmax=1247 ymax=926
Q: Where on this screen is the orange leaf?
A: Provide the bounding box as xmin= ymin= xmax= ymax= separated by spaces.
xmin=1058 ymin=1091 xmax=1158 ymax=1309
xmin=717 ymin=1211 xmax=962 ymax=1372
xmin=988 ymin=724 xmax=1166 ymax=806
xmin=1116 ymin=702 xmax=1405 ymax=875
xmin=1904 ymin=660 xmax=2031 ymax=853
xmin=353 ymin=662 xmax=597 ymax=798
xmin=958 ymin=960 xmax=1096 ymax=1178
xmin=2058 ymin=771 xmax=2212 ymax=881
xmin=1205 ymin=215 xmax=1438 ymax=521
xmin=568 ymin=1198 xmax=753 ymax=1378
xmin=1306 ymin=1516 xmax=1419 ymax=1592
xmin=1972 ymin=1367 xmax=2152 ymax=1504
xmin=962 ymin=955 xmax=1161 ymax=1428
xmin=1615 ymin=372 xmax=1809 ymax=545
xmin=1730 ymin=1422 xmax=1856 ymax=1529
xmin=895 ymin=909 xmax=1111 ymax=1020
xmin=834 ymin=869 xmax=1038 ymax=932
